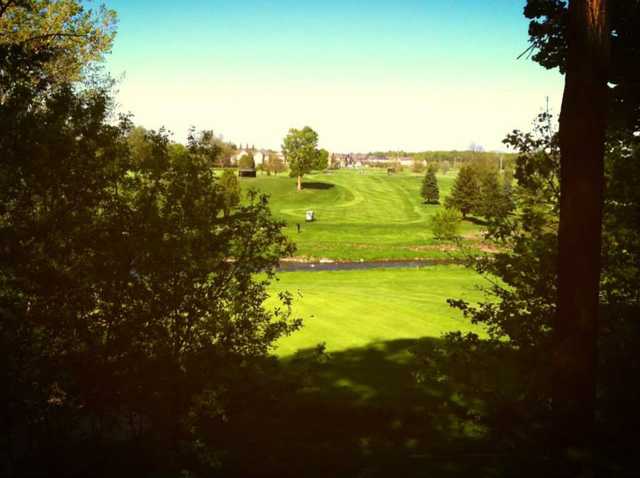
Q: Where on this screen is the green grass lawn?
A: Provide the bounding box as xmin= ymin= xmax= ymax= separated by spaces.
xmin=272 ymin=265 xmax=488 ymax=356
xmin=224 ymin=266 xmax=496 ymax=477
xmin=241 ymin=169 xmax=482 ymax=261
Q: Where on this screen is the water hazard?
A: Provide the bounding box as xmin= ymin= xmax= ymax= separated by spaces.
xmin=278 ymin=259 xmax=462 ymax=272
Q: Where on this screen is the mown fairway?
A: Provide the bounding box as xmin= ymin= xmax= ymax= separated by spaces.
xmin=243 ymin=169 xmax=481 ymax=260
xmin=272 ymin=266 xmax=487 ymax=356
xmin=242 ymin=169 xmax=489 ymax=356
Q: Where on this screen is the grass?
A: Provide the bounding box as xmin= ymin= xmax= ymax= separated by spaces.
xmin=228 ymin=173 xmax=501 ymax=476
xmin=224 ymin=267 xmax=499 ymax=477
xmin=241 ymin=168 xmax=483 ymax=261
xmin=272 ymin=265 xmax=488 ymax=356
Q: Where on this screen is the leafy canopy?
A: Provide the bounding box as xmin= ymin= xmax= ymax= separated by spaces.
xmin=282 ymin=126 xmax=320 ymax=179
xmin=0 ymin=0 xmax=117 ymax=83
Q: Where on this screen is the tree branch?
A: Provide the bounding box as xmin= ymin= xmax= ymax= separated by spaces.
xmin=19 ymin=32 xmax=91 ymax=43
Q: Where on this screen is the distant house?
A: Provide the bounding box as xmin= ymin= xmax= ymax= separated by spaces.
xmin=254 ymin=150 xmax=267 ymax=166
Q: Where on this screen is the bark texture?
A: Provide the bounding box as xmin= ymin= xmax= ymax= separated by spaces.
xmin=555 ymin=0 xmax=609 ymax=469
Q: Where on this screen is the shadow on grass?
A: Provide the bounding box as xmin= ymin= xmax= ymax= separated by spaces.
xmin=216 ymin=338 xmax=513 ymax=478
xmin=301 ymin=181 xmax=335 ymax=190
xmin=214 ymin=329 xmax=640 ymax=477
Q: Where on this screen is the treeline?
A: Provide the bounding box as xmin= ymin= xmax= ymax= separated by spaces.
xmin=421 ymin=162 xmax=515 ymax=239
xmin=445 ymin=163 xmax=514 ymax=221
xmin=370 ymin=150 xmax=517 ymax=168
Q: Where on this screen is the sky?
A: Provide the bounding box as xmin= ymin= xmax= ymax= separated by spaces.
xmin=104 ymin=0 xmax=564 ymax=153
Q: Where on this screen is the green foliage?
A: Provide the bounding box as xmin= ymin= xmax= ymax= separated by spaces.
xmin=445 ymin=164 xmax=480 ymax=218
xmin=475 ymin=167 xmax=514 ymax=223
xmin=218 ymin=169 xmax=241 ymax=215
xmin=187 ymin=128 xmax=235 ymax=167
xmin=238 ymin=152 xmax=255 ymax=169
xmin=429 ymin=208 xmax=462 ymax=240
xmin=282 ymin=126 xmax=319 ymax=189
xmin=524 ymin=0 xmax=640 ymax=130
xmin=0 ymin=0 xmax=117 ymax=83
xmin=0 ymin=36 xmax=300 ymax=474
xmin=315 ymin=148 xmax=329 ymax=170
xmin=265 ymin=153 xmax=286 ymax=175
xmin=417 ymin=113 xmax=640 ymax=462
xmin=421 ymin=166 xmax=440 ymax=204
xmin=415 ymin=114 xmax=561 ymax=454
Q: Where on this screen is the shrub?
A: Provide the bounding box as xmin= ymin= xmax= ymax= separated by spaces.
xmin=238 ymin=153 xmax=255 ymax=169
xmin=218 ymin=169 xmax=241 ymax=215
xmin=421 ymin=166 xmax=440 ymax=204
xmin=430 ymin=208 xmax=462 ymax=239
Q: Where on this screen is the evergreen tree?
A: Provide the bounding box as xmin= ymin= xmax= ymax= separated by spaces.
xmin=445 ymin=165 xmax=480 ymax=218
xmin=421 ymin=165 xmax=440 ymax=204
xmin=476 ymin=168 xmax=504 ymax=219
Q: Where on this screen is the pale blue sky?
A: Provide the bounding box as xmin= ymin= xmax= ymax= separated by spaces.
xmin=105 ymin=0 xmax=563 ymax=152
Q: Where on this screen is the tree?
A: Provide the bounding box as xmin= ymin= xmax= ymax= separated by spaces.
xmin=218 ymin=169 xmax=241 ymax=216
xmin=523 ymin=6 xmax=640 ymax=460
xmin=445 ymin=165 xmax=480 ymax=218
xmin=187 ymin=128 xmax=233 ymax=167
xmin=475 ymin=167 xmax=513 ymax=222
xmin=0 ymin=8 xmax=301 ymax=473
xmin=421 ymin=165 xmax=440 ymax=204
xmin=0 ymin=0 xmax=117 ymax=85
xmin=0 ymin=85 xmax=301 ymax=472
xmin=127 ymin=125 xmax=153 ymax=164
xmin=238 ymin=152 xmax=255 ymax=169
xmin=553 ymin=0 xmax=609 ymax=466
xmin=426 ymin=109 xmax=640 ymax=473
xmin=281 ymin=126 xmax=319 ymax=191
xmin=315 ymin=148 xmax=329 ymax=171
xmin=265 ymin=153 xmax=286 ymax=175
xmin=524 ymin=0 xmax=640 ymax=131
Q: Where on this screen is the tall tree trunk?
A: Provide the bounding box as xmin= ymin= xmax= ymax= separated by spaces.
xmin=297 ymin=175 xmax=302 ymax=191
xmin=555 ymin=0 xmax=609 ymax=469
